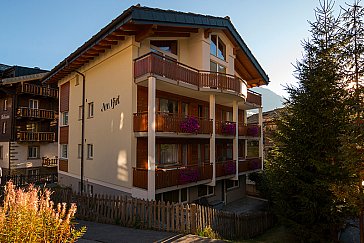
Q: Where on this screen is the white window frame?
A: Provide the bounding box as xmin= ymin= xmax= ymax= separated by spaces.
xmin=210 ymin=34 xmax=226 ymax=61
xmin=27 ymin=169 xmax=39 ymax=176
xmin=29 ymin=99 xmax=39 ymax=109
xmin=226 ymin=179 xmax=239 ymax=191
xmin=61 ymin=112 xmax=69 ymax=126
xmin=87 ymin=144 xmax=93 ymax=159
xmin=88 ymin=102 xmax=94 ymax=118
xmin=28 ymin=146 xmax=39 ymax=159
xmin=60 ymin=144 xmax=68 ymax=159
xmin=197 ymin=185 xmax=214 ymax=198
xmin=2 ymin=122 xmax=6 ymax=134
xmin=3 ymin=99 xmax=7 ymax=111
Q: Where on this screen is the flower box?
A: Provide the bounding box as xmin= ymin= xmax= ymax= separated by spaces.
xmin=180 ymin=116 xmax=200 ymax=133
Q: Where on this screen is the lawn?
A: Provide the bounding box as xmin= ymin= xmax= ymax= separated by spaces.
xmin=238 ymin=225 xmax=297 ymax=243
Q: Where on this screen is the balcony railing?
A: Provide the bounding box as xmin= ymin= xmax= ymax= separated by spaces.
xmin=17 ymin=132 xmax=55 ymax=142
xmin=17 ymin=83 xmax=58 ymax=98
xmin=133 ymin=112 xmax=213 ymax=134
xmin=216 ymin=160 xmax=236 ymax=178
xmin=246 ymin=90 xmax=262 ymax=106
xmin=216 ymin=121 xmax=236 ymax=136
xmin=133 ymin=163 xmax=213 ymax=190
xmin=134 ymin=52 xmax=249 ymax=99
xmin=42 ymin=157 xmax=58 ymax=167
xmin=238 ymin=157 xmax=262 ymax=173
xmin=238 ymin=123 xmax=261 ymax=137
xmin=1 ymin=173 xmax=58 ymax=186
xmin=17 ymin=107 xmax=55 ymax=119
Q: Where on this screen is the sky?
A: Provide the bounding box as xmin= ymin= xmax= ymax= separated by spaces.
xmin=0 ymin=0 xmax=352 ymax=97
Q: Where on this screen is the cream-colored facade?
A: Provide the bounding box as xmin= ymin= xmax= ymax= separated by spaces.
xmin=50 ymin=5 xmax=268 ymax=204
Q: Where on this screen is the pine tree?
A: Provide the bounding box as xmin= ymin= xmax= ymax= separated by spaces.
xmin=265 ymin=1 xmax=352 ymax=242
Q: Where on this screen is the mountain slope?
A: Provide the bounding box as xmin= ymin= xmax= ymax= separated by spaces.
xmin=251 ymin=87 xmax=284 ymax=112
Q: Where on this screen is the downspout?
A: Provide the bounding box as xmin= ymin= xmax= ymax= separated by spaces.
xmin=75 ymin=71 xmax=85 ymax=195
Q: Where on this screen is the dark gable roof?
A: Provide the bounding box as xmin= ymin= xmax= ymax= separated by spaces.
xmin=43 ymin=5 xmax=269 ymax=84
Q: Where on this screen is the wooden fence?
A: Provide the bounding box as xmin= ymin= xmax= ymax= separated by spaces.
xmin=51 ymin=188 xmax=275 ymax=240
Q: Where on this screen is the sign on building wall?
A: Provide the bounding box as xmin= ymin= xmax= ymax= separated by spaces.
xmin=101 ymin=95 xmax=120 ymax=112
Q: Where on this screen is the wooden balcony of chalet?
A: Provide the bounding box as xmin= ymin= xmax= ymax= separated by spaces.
xmin=238 ymin=157 xmax=262 ymax=173
xmin=133 ymin=163 xmax=213 ymax=190
xmin=17 ymin=131 xmax=55 ymax=142
xmin=238 ymin=123 xmax=261 ymax=137
xmin=17 ymin=83 xmax=58 ymax=98
xmin=134 ymin=52 xmax=262 ymax=104
xmin=133 ymin=112 xmax=212 ymax=134
xmin=216 ymin=121 xmax=236 ymax=136
xmin=215 ymin=160 xmax=236 ymax=178
xmin=42 ymin=157 xmax=58 ymax=167
xmin=17 ymin=107 xmax=55 ymax=120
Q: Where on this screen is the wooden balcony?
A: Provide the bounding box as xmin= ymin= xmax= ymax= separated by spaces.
xmin=133 ymin=112 xmax=212 ymax=134
xmin=247 ymin=90 xmax=262 ymax=106
xmin=238 ymin=157 xmax=262 ymax=173
xmin=17 ymin=83 xmax=58 ymax=98
xmin=216 ymin=160 xmax=236 ymax=178
xmin=133 ymin=163 xmax=213 ymax=190
xmin=42 ymin=157 xmax=58 ymax=167
xmin=17 ymin=107 xmax=55 ymax=119
xmin=1 ymin=173 xmax=58 ymax=186
xmin=238 ymin=123 xmax=261 ymax=137
xmin=17 ymin=132 xmax=55 ymax=142
xmin=216 ymin=121 xmax=236 ymax=136
xmin=134 ymin=52 xmax=248 ymax=99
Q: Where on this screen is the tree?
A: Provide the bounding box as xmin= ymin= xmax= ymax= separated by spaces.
xmin=265 ymin=1 xmax=352 ymax=242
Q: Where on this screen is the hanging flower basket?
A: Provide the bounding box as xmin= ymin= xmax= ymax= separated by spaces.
xmin=222 ymin=123 xmax=236 ymax=135
xmin=180 ymin=116 xmax=200 ymax=133
xmin=179 ymin=168 xmax=199 ymax=184
xmin=247 ymin=126 xmax=259 ymax=137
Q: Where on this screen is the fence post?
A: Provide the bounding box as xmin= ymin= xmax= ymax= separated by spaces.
xmin=190 ymin=203 xmax=197 ymax=234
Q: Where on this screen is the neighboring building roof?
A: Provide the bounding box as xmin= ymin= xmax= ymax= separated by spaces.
xmin=0 ymin=64 xmax=11 ymax=72
xmin=1 ymin=72 xmax=48 ymax=85
xmin=247 ymin=108 xmax=283 ymax=124
xmin=42 ymin=5 xmax=269 ymax=85
xmin=0 ymin=64 xmax=48 ymax=80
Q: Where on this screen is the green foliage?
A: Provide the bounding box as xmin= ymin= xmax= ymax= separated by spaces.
xmin=264 ymin=1 xmax=364 ymax=242
xmin=197 ymin=225 xmax=220 ymax=239
xmin=0 ymin=181 xmax=86 ymax=242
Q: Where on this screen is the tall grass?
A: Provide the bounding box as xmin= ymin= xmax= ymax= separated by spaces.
xmin=0 ymin=181 xmax=85 ymax=242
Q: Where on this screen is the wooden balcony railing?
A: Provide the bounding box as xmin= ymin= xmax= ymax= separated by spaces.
xmin=238 ymin=157 xmax=262 ymax=173
xmin=216 ymin=121 xmax=236 ymax=136
xmin=17 ymin=83 xmax=58 ymax=98
xmin=247 ymin=90 xmax=262 ymax=106
xmin=216 ymin=160 xmax=236 ymax=178
xmin=1 ymin=173 xmax=58 ymax=186
xmin=238 ymin=123 xmax=261 ymax=137
xmin=17 ymin=107 xmax=55 ymax=119
xmin=42 ymin=157 xmax=58 ymax=167
xmin=134 ymin=52 xmax=248 ymax=98
xmin=133 ymin=112 xmax=213 ymax=134
xmin=133 ymin=163 xmax=213 ymax=190
xmin=17 ymin=132 xmax=55 ymax=142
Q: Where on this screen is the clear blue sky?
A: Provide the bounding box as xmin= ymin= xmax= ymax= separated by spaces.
xmin=0 ymin=0 xmax=350 ymax=96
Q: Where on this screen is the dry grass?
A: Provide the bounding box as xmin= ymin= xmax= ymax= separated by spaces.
xmin=0 ymin=181 xmax=85 ymax=242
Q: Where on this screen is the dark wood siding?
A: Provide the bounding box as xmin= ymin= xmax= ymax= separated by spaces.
xmin=60 ymin=82 xmax=70 ymax=112
xmin=59 ymin=159 xmax=68 ymax=172
xmin=59 ymin=126 xmax=69 ymax=144
xmin=136 ymin=137 xmax=148 ymax=168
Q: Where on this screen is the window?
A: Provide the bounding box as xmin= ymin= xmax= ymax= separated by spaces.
xmin=3 ymin=99 xmax=7 ymax=111
xmin=60 ymin=144 xmax=68 ymax=159
xmin=226 ymin=179 xmax=239 ymax=190
xmin=198 ymin=185 xmax=214 ymax=198
xmin=210 ymin=60 xmax=226 ymax=73
xmin=210 ymin=35 xmax=226 ymax=60
xmin=87 ymin=144 xmax=93 ymax=159
xmin=182 ymin=144 xmax=188 ymax=165
xmin=29 ymin=99 xmax=39 ymax=109
xmin=88 ymin=102 xmax=94 ymax=118
xmin=27 ymin=169 xmax=39 ymax=176
xmin=156 ymin=188 xmax=188 ymax=203
xmin=0 ymin=145 xmax=3 ymax=159
xmin=2 ymin=122 xmax=6 ymax=134
xmin=182 ymin=103 xmax=188 ymax=116
xmin=159 ymin=144 xmax=178 ymax=165
xmin=150 ymin=40 xmax=178 ymax=55
xmin=159 ymin=98 xmax=178 ymax=114
xmin=28 ymin=146 xmax=39 ymax=159
xmin=79 ymin=106 xmax=83 ymax=120
xmin=78 ymin=144 xmax=82 ymax=158
xmin=61 ymin=112 xmax=69 ymax=126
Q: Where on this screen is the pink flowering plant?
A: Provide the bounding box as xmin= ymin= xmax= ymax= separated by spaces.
xmin=180 ymin=116 xmax=200 ymax=133
xmin=224 ymin=161 xmax=236 ymax=174
xmin=222 ymin=123 xmax=236 ymax=135
xmin=247 ymin=126 xmax=259 ymax=137
xmin=179 ymin=167 xmax=199 ymax=184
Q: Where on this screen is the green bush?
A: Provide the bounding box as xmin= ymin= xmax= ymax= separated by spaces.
xmin=0 ymin=181 xmax=85 ymax=242
xmin=197 ymin=225 xmax=220 ymax=239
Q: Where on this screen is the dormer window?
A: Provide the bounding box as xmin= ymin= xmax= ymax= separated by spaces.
xmin=150 ymin=40 xmax=178 ymax=55
xmin=210 ymin=35 xmax=226 ymax=60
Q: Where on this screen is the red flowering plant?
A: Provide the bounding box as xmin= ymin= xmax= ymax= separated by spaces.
xmin=222 ymin=123 xmax=236 ymax=135
xmin=180 ymin=116 xmax=200 ymax=133
xmin=179 ymin=167 xmax=199 ymax=184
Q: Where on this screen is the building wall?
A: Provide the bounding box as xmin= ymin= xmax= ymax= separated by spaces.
xmin=0 ymin=96 xmax=13 ymax=142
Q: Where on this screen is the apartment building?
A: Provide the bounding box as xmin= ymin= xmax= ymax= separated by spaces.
xmin=0 ymin=65 xmax=58 ymax=177
xmin=43 ymin=5 xmax=269 ymax=204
